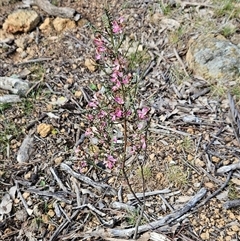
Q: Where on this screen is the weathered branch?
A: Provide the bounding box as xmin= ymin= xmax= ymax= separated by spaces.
xmin=223 ymin=199 xmax=240 ymax=209
xmin=22 ymin=0 xmax=81 ymax=21
xmin=17 ymin=133 xmax=34 ymax=163
xmin=60 ymin=163 xmax=117 ymax=196
xmin=0 ymin=77 xmax=30 ymax=96
xmin=217 ymin=162 xmax=240 ymax=174
xmin=110 ymin=188 xmax=207 ymax=238
xmin=0 ymin=94 xmax=21 ymax=103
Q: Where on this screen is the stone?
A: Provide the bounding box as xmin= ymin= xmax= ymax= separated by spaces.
xmin=15 ymin=37 xmax=28 ymax=50
xmin=204 ymin=182 xmax=215 ymax=189
xmin=186 ymin=34 xmax=240 ymax=82
xmin=74 ymin=90 xmax=82 ymax=98
xmin=85 ymin=58 xmax=97 ymax=72
xmin=0 ymin=29 xmax=14 ymax=43
xmin=200 ymin=230 xmax=210 ymax=240
xmin=231 ymin=225 xmax=240 ymax=232
xmin=77 ymin=18 xmax=88 ymax=28
xmin=195 ymin=158 xmax=205 ymax=167
xmin=37 ymin=123 xmax=53 ymax=137
xmin=52 ymin=17 xmax=76 ymax=32
xmin=3 ymin=9 xmax=40 ymax=33
xmin=39 ymin=17 xmax=54 ymax=33
xmin=211 ymin=156 xmax=220 ymax=163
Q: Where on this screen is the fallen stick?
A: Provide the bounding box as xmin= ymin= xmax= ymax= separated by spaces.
xmin=22 ymin=0 xmax=81 ymax=21
xmin=0 ymin=94 xmax=21 ymax=103
xmin=109 ymin=188 xmax=207 ymax=238
xmin=127 ymin=188 xmax=171 ymax=200
xmin=17 ymin=133 xmax=34 ymax=163
xmin=223 ymin=199 xmax=240 ymax=209
xmin=60 ymin=163 xmax=117 ymax=196
xmin=0 ymin=77 xmax=30 ymax=96
xmin=196 ymin=171 xmax=232 ymax=209
xmin=217 ymin=162 xmax=240 ymax=174
xmin=27 ymin=188 xmax=73 ymax=204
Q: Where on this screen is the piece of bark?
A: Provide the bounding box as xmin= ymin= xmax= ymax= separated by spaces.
xmin=17 ymin=133 xmax=34 ymax=163
xmin=223 ymin=199 xmax=240 ymax=209
xmin=0 ymin=77 xmax=30 ymax=96
xmin=0 ymin=94 xmax=21 ymax=103
xmin=22 ymin=0 xmax=81 ymax=21
xmin=110 ymin=188 xmax=207 ymax=238
xmin=217 ymin=162 xmax=240 ymax=174
xmin=111 ymin=201 xmax=136 ymax=212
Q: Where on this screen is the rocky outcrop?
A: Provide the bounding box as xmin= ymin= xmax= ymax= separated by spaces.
xmin=186 ymin=34 xmax=240 ymax=82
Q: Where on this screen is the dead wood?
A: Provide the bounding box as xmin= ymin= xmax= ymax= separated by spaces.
xmin=22 ymin=0 xmax=81 ymax=21
xmin=223 ymin=199 xmax=240 ymax=209
xmin=127 ymin=188 xmax=171 ymax=200
xmin=60 ymin=163 xmax=117 ymax=196
xmin=27 ymin=188 xmax=73 ymax=204
xmin=0 ymin=76 xmax=30 ymax=96
xmin=0 ymin=94 xmax=21 ymax=103
xmin=217 ymin=162 xmax=240 ymax=174
xmin=109 ymin=188 xmax=207 ymax=238
xmin=111 ymin=201 xmax=136 ymax=212
xmin=228 ymin=92 xmax=240 ymax=143
xmin=17 ymin=132 xmax=34 ymax=163
xmin=196 ymin=171 xmax=232 ymax=208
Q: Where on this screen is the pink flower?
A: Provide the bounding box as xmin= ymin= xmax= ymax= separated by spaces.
xmin=112 ymin=21 xmax=122 ymax=34
xmin=125 ymin=110 xmax=132 ymax=117
xmin=88 ymin=101 xmax=98 ymax=108
xmin=112 ymin=17 xmax=124 ymax=34
xmin=113 ymin=136 xmax=117 ymax=143
xmin=94 ymin=36 xmax=105 ymax=47
xmin=98 ymin=110 xmax=107 ymax=118
xmin=129 ymin=145 xmax=137 ymax=154
xmin=97 ymin=46 xmax=106 ymax=53
xmin=87 ymin=114 xmax=94 ymax=120
xmin=118 ymin=16 xmax=124 ymax=23
xmin=122 ymin=74 xmax=131 ymax=84
xmin=137 ymin=107 xmax=149 ymax=119
xmin=111 ymin=107 xmax=123 ymax=120
xmin=95 ymin=53 xmax=101 ymax=60
xmin=140 ymin=137 xmax=146 ymax=149
xmin=137 ymin=122 xmax=145 ymax=130
xmin=94 ymin=36 xmax=106 ymax=60
xmin=80 ymin=161 xmax=87 ymax=173
xmin=115 ymin=96 xmax=124 ymax=105
xmin=75 ymin=146 xmax=80 ymax=154
xmin=112 ymin=80 xmax=121 ymax=91
xmin=105 ymin=155 xmax=117 ymax=169
xmin=85 ymin=128 xmax=92 ymax=136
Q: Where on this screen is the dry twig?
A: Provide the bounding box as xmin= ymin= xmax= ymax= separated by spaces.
xmin=22 ymin=0 xmax=81 ymax=20
xmin=60 ymin=163 xmax=117 ymax=196
xmin=223 ymin=199 xmax=240 ymax=209
xmin=110 ymin=188 xmax=207 ymax=238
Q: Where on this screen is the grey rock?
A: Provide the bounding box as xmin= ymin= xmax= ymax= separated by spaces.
xmin=186 ymin=34 xmax=240 ymax=82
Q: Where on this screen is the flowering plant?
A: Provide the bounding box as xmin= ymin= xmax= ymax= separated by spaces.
xmin=75 ymin=11 xmax=151 ymax=177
